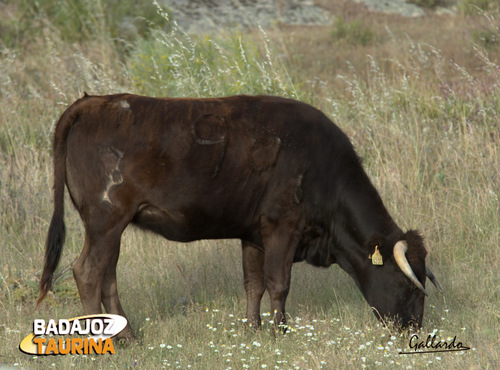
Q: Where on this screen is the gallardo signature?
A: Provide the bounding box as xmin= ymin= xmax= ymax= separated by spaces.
xmin=399 ymin=334 xmax=471 ymax=355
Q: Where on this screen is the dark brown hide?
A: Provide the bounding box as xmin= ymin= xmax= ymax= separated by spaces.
xmin=39 ymin=94 xmax=433 ymax=338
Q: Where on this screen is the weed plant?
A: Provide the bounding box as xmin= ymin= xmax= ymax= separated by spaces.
xmin=129 ymin=4 xmax=298 ymax=98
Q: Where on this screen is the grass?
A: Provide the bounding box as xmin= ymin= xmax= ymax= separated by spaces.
xmin=331 ymin=17 xmax=377 ymax=47
xmin=1 ymin=0 xmax=499 ymax=368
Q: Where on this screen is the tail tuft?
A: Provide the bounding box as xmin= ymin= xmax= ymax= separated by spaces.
xmin=37 ymin=213 xmax=66 ymax=307
xmin=37 ymin=99 xmax=81 ymax=308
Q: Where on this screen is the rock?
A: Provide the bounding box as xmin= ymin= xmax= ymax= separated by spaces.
xmin=160 ymin=0 xmax=332 ymax=34
xmin=117 ymin=17 xmax=140 ymax=42
xmin=354 ymin=0 xmax=425 ymax=17
xmin=158 ymin=0 xmax=455 ymax=34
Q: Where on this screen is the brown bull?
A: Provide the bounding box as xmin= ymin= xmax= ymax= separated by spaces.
xmin=39 ymin=94 xmax=441 ymax=339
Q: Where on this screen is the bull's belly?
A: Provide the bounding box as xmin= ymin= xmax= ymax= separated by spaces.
xmin=131 ymin=204 xmax=248 ymax=243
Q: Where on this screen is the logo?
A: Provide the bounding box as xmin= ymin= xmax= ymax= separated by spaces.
xmin=19 ymin=314 xmax=127 ymax=356
xmin=399 ymin=334 xmax=471 ymax=355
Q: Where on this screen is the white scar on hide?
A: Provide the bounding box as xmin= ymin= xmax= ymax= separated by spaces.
xmin=102 ymin=149 xmax=124 ymax=204
xmin=119 ymin=100 xmax=130 ymax=109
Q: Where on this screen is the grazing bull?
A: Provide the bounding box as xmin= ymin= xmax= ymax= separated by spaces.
xmin=38 ymin=94 xmax=441 ymax=339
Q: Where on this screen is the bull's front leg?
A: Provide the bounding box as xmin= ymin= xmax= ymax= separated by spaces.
xmin=241 ymin=240 xmax=266 ymax=328
xmin=261 ymin=216 xmax=302 ymax=330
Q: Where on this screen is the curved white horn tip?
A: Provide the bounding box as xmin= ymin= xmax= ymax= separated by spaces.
xmin=393 ymin=241 xmax=428 ymax=296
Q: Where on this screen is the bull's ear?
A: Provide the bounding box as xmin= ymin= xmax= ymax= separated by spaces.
xmin=367 ymin=235 xmax=383 ymax=250
xmin=367 ymin=235 xmax=383 ymax=252
xmin=426 ymin=266 xmax=444 ymax=294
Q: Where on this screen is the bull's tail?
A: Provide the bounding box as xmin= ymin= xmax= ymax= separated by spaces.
xmin=37 ymin=96 xmax=86 ymax=307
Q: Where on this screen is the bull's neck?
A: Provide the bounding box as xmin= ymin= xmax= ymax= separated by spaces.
xmin=341 ymin=191 xmax=400 ymax=245
xmin=328 ymin=165 xmax=403 ymax=275
xmin=342 ymin=163 xmax=400 ymax=235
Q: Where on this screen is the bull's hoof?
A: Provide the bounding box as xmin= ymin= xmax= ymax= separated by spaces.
xmin=277 ymin=324 xmax=289 ymax=334
xmin=115 ymin=335 xmax=138 ymax=347
xmin=243 ymin=320 xmax=262 ymax=331
xmin=115 ymin=326 xmax=138 ymax=346
xmin=269 ymin=323 xmax=289 ymax=338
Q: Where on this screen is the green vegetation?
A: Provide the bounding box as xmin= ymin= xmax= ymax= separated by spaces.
xmin=129 ymin=23 xmax=298 ymax=98
xmin=458 ymin=0 xmax=500 ymax=15
xmin=1 ymin=0 xmax=499 ymax=368
xmin=331 ymin=17 xmax=376 ymax=46
xmin=472 ymin=24 xmax=499 ymax=49
xmin=0 ymin=0 xmax=164 ymax=47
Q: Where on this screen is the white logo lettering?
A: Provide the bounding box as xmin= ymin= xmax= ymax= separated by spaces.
xmin=45 ymin=319 xmax=57 ymax=335
xmin=58 ymin=319 xmax=70 ymax=335
xmin=33 ymin=319 xmax=45 ymax=335
xmin=91 ymin=319 xmax=103 ymax=335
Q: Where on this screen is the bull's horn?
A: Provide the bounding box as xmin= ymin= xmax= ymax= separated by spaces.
xmin=426 ymin=265 xmax=443 ymax=294
xmin=393 ymin=241 xmax=428 ymax=296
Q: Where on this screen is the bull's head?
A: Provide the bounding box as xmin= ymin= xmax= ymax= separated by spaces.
xmin=356 ymin=231 xmax=442 ymax=329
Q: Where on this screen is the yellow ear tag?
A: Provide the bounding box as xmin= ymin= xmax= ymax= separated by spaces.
xmin=369 ymin=245 xmax=383 ymax=265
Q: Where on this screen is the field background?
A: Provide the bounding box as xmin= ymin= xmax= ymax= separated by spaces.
xmin=0 ymin=0 xmax=498 ymax=368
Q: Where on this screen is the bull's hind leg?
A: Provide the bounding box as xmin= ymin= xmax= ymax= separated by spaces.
xmin=242 ymin=240 xmax=265 ymax=328
xmin=100 ymin=245 xmax=136 ymax=340
xmin=73 ymin=212 xmax=135 ymax=339
xmin=73 ymin=232 xmax=102 ymax=314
